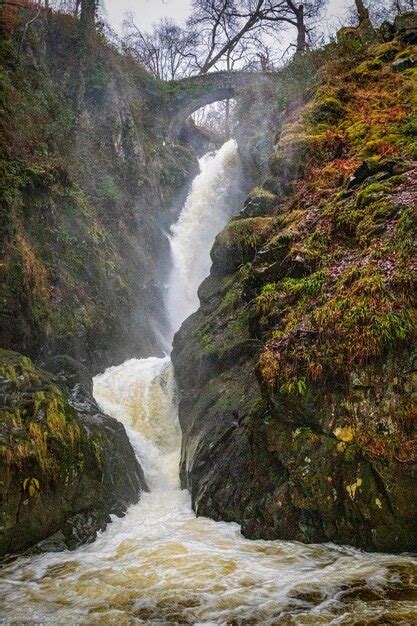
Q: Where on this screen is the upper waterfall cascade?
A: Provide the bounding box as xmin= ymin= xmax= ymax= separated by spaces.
xmin=1 ymin=141 xmax=415 ymax=624
xmin=166 ymin=139 xmax=243 ymax=341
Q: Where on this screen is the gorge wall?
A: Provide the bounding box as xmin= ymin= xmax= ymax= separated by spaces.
xmin=0 ymin=349 xmax=147 ymax=555
xmin=172 ymin=15 xmax=417 ymax=553
xmin=1 ymin=6 xmax=416 ymax=558
xmin=0 ymin=11 xmax=198 ymax=375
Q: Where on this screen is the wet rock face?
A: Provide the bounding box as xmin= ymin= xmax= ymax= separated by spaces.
xmin=173 ymin=272 xmax=417 ymax=553
xmin=1 ymin=20 xmax=198 ymax=374
xmin=0 ymin=350 xmax=147 ymax=557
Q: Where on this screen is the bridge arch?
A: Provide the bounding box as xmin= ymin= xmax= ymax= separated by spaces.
xmin=166 ymin=71 xmax=270 ymax=141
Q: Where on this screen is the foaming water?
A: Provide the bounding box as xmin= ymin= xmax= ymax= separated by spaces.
xmin=166 ymin=139 xmax=244 ymax=339
xmin=93 ymin=357 xmax=179 ymax=489
xmin=1 ymin=142 xmax=416 ymax=624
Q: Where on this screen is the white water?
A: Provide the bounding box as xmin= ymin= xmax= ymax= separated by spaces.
xmin=166 ymin=139 xmax=244 ymax=338
xmin=1 ymin=141 xmax=416 ymax=624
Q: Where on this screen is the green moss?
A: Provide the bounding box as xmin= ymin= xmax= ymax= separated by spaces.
xmin=0 ymin=353 xmax=67 ymax=471
xmin=260 ymin=260 xmax=414 ymax=390
xmin=307 ymin=96 xmax=344 ymax=125
xmin=256 ymin=283 xmax=279 ymax=317
xmin=373 ymin=41 xmax=401 ymax=62
xmin=356 ymin=181 xmax=391 ymax=207
xmin=282 ymin=271 xmax=327 ymax=298
xmin=1 ymin=16 xmax=187 ymax=366
xmin=0 ymin=350 xmax=113 ymax=489
xmin=219 ymin=285 xmax=242 ymax=314
xmin=391 ymin=206 xmax=416 ymax=259
xmin=243 ymin=187 xmax=278 ymax=217
xmin=351 ymin=58 xmax=384 ymax=81
xmin=98 ymin=176 xmax=123 ymax=204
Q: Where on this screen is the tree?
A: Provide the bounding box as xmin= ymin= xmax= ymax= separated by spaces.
xmin=186 ymin=1 xmax=263 ymax=74
xmin=123 ymin=15 xmax=199 ymax=80
xmin=351 ymin=0 xmax=415 ymax=25
xmin=187 ymin=0 xmax=327 ymax=75
xmin=46 ymin=0 xmax=97 ymax=26
xmin=123 ymin=0 xmax=327 ymax=82
xmin=288 ymin=1 xmax=307 ymax=53
xmin=354 ymin=0 xmax=370 ymax=24
xmin=389 ymin=0 xmax=415 ymax=13
xmin=250 ymin=1 xmax=327 ymax=55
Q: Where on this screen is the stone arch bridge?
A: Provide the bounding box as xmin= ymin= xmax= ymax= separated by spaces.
xmin=166 ymin=71 xmax=272 ymax=140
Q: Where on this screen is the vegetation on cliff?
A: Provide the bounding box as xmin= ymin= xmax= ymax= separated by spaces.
xmin=1 ymin=1 xmax=416 ymax=558
xmin=0 ymin=9 xmax=197 ymax=372
xmin=0 ymin=6 xmax=200 ymax=556
xmin=173 ymin=14 xmax=417 ymax=552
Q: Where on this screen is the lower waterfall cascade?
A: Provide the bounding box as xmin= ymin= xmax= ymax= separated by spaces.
xmin=1 ymin=141 xmax=416 ymax=624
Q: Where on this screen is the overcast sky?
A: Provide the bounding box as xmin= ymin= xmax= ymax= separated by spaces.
xmin=104 ymin=0 xmax=352 ymax=36
xmin=105 ymin=0 xmax=192 ymax=33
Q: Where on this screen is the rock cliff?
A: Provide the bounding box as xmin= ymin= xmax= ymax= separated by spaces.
xmin=0 ymin=11 xmax=197 ymax=373
xmin=173 ymin=16 xmax=417 ymax=553
xmin=0 ymin=9 xmax=197 ymax=555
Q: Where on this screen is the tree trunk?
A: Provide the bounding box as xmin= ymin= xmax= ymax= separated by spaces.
xmin=295 ymin=4 xmax=307 ymax=54
xmin=80 ymin=0 xmax=96 ymax=31
xmin=354 ymin=0 xmax=369 ymax=24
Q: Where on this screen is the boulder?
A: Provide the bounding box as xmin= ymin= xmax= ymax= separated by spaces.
xmin=392 ymin=56 xmax=417 ymax=72
xmin=394 ymin=11 xmax=417 ymax=44
xmin=211 ymin=217 xmax=275 ymax=275
xmin=347 ymin=157 xmax=404 ymax=188
xmin=0 ymin=350 xmax=147 ymax=556
xmin=240 ymin=187 xmax=278 ymax=218
xmin=379 ymin=21 xmax=396 ymax=43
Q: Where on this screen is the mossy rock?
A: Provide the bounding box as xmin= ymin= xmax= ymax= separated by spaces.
xmin=379 ymin=21 xmax=397 ymax=43
xmin=211 ymin=217 xmax=275 ymax=275
xmin=373 ymin=40 xmax=401 ymax=62
xmin=394 ymin=11 xmax=417 ymax=44
xmin=268 ymin=131 xmax=324 ymax=193
xmin=392 ymin=56 xmax=417 ymax=72
xmin=336 ymin=27 xmax=362 ymax=48
xmin=350 ymin=58 xmax=384 ymax=82
xmin=0 ymin=350 xmax=146 ymax=556
xmin=173 ymin=31 xmax=417 ymax=555
xmin=306 ymin=95 xmax=345 ymax=125
xmin=240 ymin=187 xmax=278 ymax=218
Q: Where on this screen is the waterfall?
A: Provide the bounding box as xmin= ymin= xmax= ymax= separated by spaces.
xmin=93 ymin=356 xmax=180 ymax=490
xmin=166 ymin=139 xmax=243 ymax=339
xmin=1 ymin=141 xmax=415 ymax=625
xmin=93 ymin=139 xmax=244 ymax=492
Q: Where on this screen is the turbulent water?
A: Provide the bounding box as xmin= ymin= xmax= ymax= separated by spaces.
xmin=1 ymin=141 xmax=416 ymax=625
xmin=165 ymin=139 xmax=244 ymax=339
